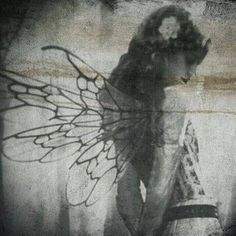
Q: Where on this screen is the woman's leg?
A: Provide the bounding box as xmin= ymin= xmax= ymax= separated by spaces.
xmin=137 ymin=145 xmax=185 ymax=236
xmin=116 ymin=163 xmax=144 ymax=236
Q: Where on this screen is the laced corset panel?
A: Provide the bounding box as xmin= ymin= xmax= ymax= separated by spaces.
xmin=171 ymin=120 xmax=207 ymax=205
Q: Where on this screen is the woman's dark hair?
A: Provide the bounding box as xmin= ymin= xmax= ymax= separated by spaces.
xmin=128 ymin=5 xmax=209 ymax=65
xmin=107 ymin=5 xmax=210 ymax=99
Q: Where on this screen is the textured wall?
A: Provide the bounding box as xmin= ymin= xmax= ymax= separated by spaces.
xmin=0 ymin=0 xmax=236 ymax=235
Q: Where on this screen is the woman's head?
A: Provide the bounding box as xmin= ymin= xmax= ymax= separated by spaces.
xmin=129 ymin=5 xmax=210 ymax=82
xmin=158 ymin=16 xmax=180 ymax=41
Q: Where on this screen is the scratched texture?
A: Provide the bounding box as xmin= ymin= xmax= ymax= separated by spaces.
xmin=0 ymin=0 xmax=236 ymax=235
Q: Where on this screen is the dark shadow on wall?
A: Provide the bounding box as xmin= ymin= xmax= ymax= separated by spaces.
xmin=0 ymin=1 xmax=31 ymax=233
xmin=0 ymin=0 xmax=70 ymax=235
xmin=0 ymin=119 xmax=5 ymax=235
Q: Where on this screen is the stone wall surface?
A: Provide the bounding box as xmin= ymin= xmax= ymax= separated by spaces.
xmin=0 ymin=0 xmax=235 ymax=235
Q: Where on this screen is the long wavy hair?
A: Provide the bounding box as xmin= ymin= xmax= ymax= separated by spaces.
xmin=128 ymin=5 xmax=208 ymax=66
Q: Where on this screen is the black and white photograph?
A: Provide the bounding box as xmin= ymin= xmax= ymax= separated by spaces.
xmin=0 ymin=0 xmax=236 ymax=235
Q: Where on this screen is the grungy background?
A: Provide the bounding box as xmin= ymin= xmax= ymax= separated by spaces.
xmin=0 ymin=0 xmax=236 ymax=235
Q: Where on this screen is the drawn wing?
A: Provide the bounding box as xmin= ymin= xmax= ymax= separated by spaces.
xmin=0 ymin=46 xmax=148 ymax=206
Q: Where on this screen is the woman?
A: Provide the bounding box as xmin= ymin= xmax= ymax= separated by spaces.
xmin=106 ymin=5 xmax=222 ymax=236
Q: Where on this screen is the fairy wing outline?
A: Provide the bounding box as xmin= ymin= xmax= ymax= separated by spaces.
xmin=0 ymin=45 xmax=148 ymax=206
